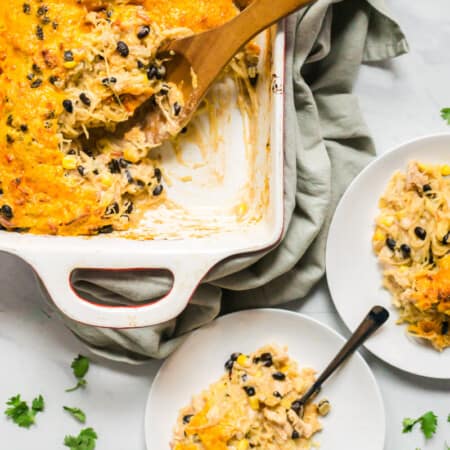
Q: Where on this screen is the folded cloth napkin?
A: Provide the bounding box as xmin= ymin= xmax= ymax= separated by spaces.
xmin=38 ymin=0 xmax=408 ymax=363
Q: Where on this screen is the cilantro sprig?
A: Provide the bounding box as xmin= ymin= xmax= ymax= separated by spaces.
xmin=64 ymin=427 xmax=98 ymax=450
xmin=402 ymin=411 xmax=438 ymax=439
xmin=441 ymin=108 xmax=450 ymax=125
xmin=4 ymin=394 xmax=45 ymax=428
xmin=66 ymin=355 xmax=90 ymax=392
xmin=63 ymin=406 xmax=86 ymax=423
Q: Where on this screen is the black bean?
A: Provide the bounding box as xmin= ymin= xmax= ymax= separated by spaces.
xmin=182 ymin=415 xmax=193 ymax=425
xmin=272 ymin=372 xmax=286 ymax=381
xmin=1 ymin=204 xmax=13 ymax=219
xmin=124 ymin=201 xmax=133 ymax=214
xmin=241 ymin=374 xmax=248 ymax=382
xmin=37 ymin=5 xmax=48 ymax=16
xmin=0 ymin=189 xmax=3 ymax=195
xmin=23 ymin=3 xmax=31 ymax=14
xmin=49 ymin=75 xmax=59 ymax=85
xmin=64 ymin=50 xmax=74 ymax=62
xmin=97 ymin=224 xmax=114 ymax=234
xmin=400 ymin=244 xmax=411 ymax=258
xmin=154 ymin=167 xmax=162 ymax=183
xmin=31 ymin=78 xmax=42 ymax=88
xmin=147 ymin=65 xmax=158 ymax=80
xmin=152 ymin=184 xmax=164 ymax=196
xmin=443 ymin=232 xmax=450 ymax=245
xmin=20 ymin=124 xmax=28 ymax=132
xmin=224 ymin=353 xmax=240 ymax=371
xmin=423 ymin=184 xmax=432 ymax=192
xmin=137 ymin=25 xmax=150 ymax=39
xmin=6 ymin=115 xmax=13 ymax=126
xmin=36 ymin=25 xmax=44 ymax=40
xmin=386 ymin=237 xmax=396 ymax=250
xmin=93 ymin=169 xmax=99 ymax=175
xmin=291 ymin=431 xmax=300 ymax=439
xmin=62 ymin=99 xmax=73 ymax=113
xmin=76 ymin=166 xmax=85 ymax=176
xmin=259 ymin=352 xmax=273 ymax=367
xmin=102 ymin=77 xmax=117 ymax=86
xmin=125 ymin=170 xmax=134 ymax=184
xmin=32 ymin=63 xmax=42 ymax=74
xmin=67 ymin=149 xmax=76 ymax=155
xmin=27 ymin=73 xmax=35 ymax=80
xmin=108 ymin=159 xmax=121 ymax=174
xmin=79 ymin=93 xmax=91 ymax=106
xmin=273 ymin=391 xmax=282 ymax=398
xmin=105 ymin=202 xmax=119 ymax=215
xmin=249 ymin=74 xmax=259 ymax=87
xmin=441 ymin=321 xmax=449 ymax=335
xmin=157 ymin=86 xmax=169 ymax=96
xmin=116 ymin=41 xmax=129 ymax=58
xmin=414 ymin=227 xmax=427 ymax=240
xmin=173 ymin=102 xmax=182 ymax=116
xmin=6 ymin=134 xmax=14 ymax=144
xmin=181 ymin=126 xmax=188 ymax=134
xmin=243 ymin=386 xmax=255 ymax=397
xmin=118 ymin=158 xmax=129 ymax=169
xmin=137 ymin=60 xmax=145 ymax=70
xmin=109 ymin=77 xmax=117 ymax=84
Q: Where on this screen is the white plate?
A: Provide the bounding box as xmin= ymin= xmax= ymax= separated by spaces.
xmin=326 ymin=133 xmax=450 ymax=379
xmin=145 ymin=309 xmax=385 ymax=450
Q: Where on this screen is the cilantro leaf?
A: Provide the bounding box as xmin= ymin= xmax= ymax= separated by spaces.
xmin=64 ymin=427 xmax=98 ymax=450
xmin=402 ymin=411 xmax=438 ymax=439
xmin=448 ymin=413 xmax=450 ymax=422
xmin=402 ymin=417 xmax=417 ymax=433
xmin=420 ymin=411 xmax=438 ymax=438
xmin=32 ymin=395 xmax=45 ymax=413
xmin=441 ymin=108 xmax=450 ymax=125
xmin=66 ymin=355 xmax=90 ymax=392
xmin=63 ymin=406 xmax=86 ymax=423
xmin=4 ymin=394 xmax=44 ymax=428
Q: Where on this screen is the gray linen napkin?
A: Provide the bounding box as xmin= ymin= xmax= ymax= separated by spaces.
xmin=40 ymin=0 xmax=408 ymax=363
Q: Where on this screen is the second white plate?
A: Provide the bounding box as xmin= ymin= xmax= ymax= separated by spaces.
xmin=326 ymin=133 xmax=450 ymax=379
xmin=145 ymin=309 xmax=385 ymax=450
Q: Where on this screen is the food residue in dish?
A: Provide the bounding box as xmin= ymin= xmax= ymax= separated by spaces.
xmin=373 ymin=161 xmax=450 ymax=350
xmin=171 ymin=345 xmax=329 ymax=450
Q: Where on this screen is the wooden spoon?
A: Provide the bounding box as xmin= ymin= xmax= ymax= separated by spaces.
xmin=142 ymin=0 xmax=317 ymax=146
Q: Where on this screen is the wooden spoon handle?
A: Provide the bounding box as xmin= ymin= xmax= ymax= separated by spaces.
xmin=169 ymin=0 xmax=316 ymax=94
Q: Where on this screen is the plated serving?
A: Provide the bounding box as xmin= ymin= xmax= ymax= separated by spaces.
xmin=373 ymin=161 xmax=450 ymax=351
xmin=327 ymin=133 xmax=450 ymax=378
xmin=145 ymin=309 xmax=385 ymax=450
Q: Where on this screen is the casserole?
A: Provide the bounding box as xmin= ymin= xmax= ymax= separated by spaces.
xmin=0 ymin=23 xmax=285 ymax=328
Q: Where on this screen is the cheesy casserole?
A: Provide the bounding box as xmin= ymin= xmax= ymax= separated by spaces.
xmin=0 ymin=0 xmax=257 ymax=236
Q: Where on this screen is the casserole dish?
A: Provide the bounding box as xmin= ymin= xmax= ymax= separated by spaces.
xmin=0 ymin=24 xmax=286 ymax=328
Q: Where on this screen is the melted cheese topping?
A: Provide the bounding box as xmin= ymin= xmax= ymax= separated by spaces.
xmin=0 ymin=0 xmax=239 ymax=236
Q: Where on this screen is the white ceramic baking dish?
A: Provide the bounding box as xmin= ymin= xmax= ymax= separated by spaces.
xmin=0 ymin=24 xmax=285 ymax=328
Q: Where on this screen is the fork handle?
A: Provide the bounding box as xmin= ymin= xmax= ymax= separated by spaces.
xmin=300 ymin=306 xmax=389 ymax=403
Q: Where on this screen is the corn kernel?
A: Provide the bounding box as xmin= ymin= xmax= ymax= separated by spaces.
xmin=62 ymin=155 xmax=77 ymax=170
xmin=237 ymin=202 xmax=248 ymax=217
xmin=63 ymin=61 xmax=78 ymax=69
xmin=441 ymin=164 xmax=450 ymax=176
xmin=280 ymin=365 xmax=290 ymax=373
xmin=236 ymin=354 xmax=248 ymax=366
xmin=281 ymin=397 xmax=291 ymax=409
xmin=373 ymin=229 xmax=385 ymax=241
xmin=379 ymin=216 xmax=394 ymax=227
xmin=101 ymin=174 xmax=113 ymax=187
xmin=237 ymin=439 xmax=249 ymax=450
xmin=418 ymin=163 xmax=432 ymax=173
xmin=248 ymin=397 xmax=259 ymax=411
xmin=124 ymin=148 xmax=141 ymax=163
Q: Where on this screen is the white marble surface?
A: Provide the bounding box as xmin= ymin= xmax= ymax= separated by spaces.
xmin=2 ymin=0 xmax=450 ymax=449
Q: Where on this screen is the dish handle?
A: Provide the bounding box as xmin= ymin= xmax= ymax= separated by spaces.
xmin=22 ymin=251 xmax=222 ymax=329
